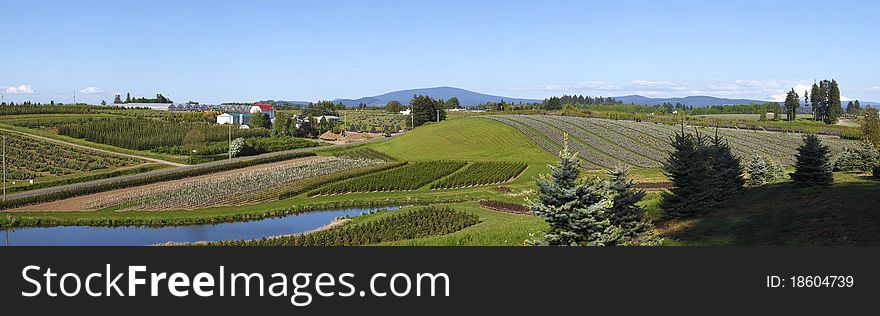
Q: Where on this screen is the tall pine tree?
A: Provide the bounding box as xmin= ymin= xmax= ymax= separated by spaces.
xmin=708 ymin=130 xmax=745 ymax=202
xmin=791 ymin=135 xmax=833 ymax=186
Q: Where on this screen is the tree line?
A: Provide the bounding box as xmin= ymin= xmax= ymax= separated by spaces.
xmin=113 ymin=92 xmax=173 ymax=104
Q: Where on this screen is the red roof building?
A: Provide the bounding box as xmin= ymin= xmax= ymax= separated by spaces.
xmin=253 ymin=103 xmax=274 ymax=111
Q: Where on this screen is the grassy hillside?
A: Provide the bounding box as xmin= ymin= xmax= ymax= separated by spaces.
xmin=367 ymin=118 xmax=556 ymax=163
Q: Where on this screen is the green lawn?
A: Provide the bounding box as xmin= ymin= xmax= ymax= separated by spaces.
xmin=660 ymin=173 xmax=880 ymax=245
xmin=367 ymin=117 xmax=556 ymax=163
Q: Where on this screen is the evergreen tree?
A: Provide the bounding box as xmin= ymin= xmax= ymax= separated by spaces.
xmin=831 ymin=141 xmax=878 ymax=173
xmin=528 ymin=136 xmax=658 ymax=246
xmin=791 ymin=135 xmax=833 ymax=186
xmin=605 ymin=168 xmax=661 ymax=246
xmin=707 ymin=130 xmax=744 ymax=203
xmin=784 ymin=89 xmax=800 ymax=121
xmin=810 ymin=82 xmax=821 ymax=121
xmin=825 ymin=79 xmax=843 ymax=124
xmin=446 ymin=97 xmax=461 ymax=109
xmin=746 ymin=153 xmax=786 ymax=186
xmin=746 ymin=153 xmax=771 ymax=187
xmin=248 ymin=113 xmax=271 ymax=128
xmin=861 ymin=108 xmax=880 ymax=148
xmin=125 ymin=92 xmax=131 ymax=103
xmin=410 ymin=94 xmax=446 ymax=127
xmin=660 ymin=129 xmax=713 ymax=218
xmin=271 ymin=113 xmax=291 ymax=136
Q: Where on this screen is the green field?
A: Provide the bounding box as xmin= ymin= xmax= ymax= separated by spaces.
xmin=3 ymin=114 xmax=879 ymax=246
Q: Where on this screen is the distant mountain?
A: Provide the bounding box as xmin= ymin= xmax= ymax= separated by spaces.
xmin=331 ymin=87 xmax=542 ymax=107
xmin=614 ymin=95 xmax=774 ymax=107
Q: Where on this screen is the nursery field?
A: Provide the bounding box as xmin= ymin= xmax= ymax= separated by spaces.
xmin=0 ymin=130 xmax=161 ymax=192
xmin=3 ymin=115 xmax=878 ymax=246
xmin=57 ymin=118 xmax=267 ymax=150
xmin=8 ymin=156 xmax=382 ymax=212
xmin=339 ymin=109 xmax=409 ymax=132
xmin=489 ymin=115 xmax=855 ymax=169
xmin=310 ymin=161 xmax=467 ymax=195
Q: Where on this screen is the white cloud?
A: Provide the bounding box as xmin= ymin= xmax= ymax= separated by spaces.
xmin=79 ymin=86 xmax=104 ymax=94
xmin=2 ymin=85 xmax=35 ymax=94
xmin=869 ymin=86 xmax=880 ymax=92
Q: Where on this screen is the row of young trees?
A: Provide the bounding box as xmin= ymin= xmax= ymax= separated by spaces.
xmin=383 ymin=97 xmax=461 ymax=113
xmin=112 ymin=92 xmax=172 ymax=104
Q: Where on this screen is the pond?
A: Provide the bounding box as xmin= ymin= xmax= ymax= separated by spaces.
xmin=0 ymin=206 xmax=400 ymax=246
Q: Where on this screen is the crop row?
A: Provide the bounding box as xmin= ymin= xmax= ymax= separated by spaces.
xmin=310 ymin=161 xmax=467 ymax=195
xmin=0 ymin=151 xmax=317 ymax=210
xmin=536 ymin=116 xmax=662 ymax=167
xmin=491 ymin=116 xmax=620 ymax=168
xmin=491 ymin=115 xmax=855 ymax=168
xmin=88 ymin=157 xmax=381 ymax=210
xmin=206 ymin=207 xmax=480 ymax=246
xmin=1 ymin=131 xmax=141 ymax=178
xmin=431 ymin=161 xmax=527 ymax=189
xmin=57 ymin=118 xmax=267 ymax=150
xmin=552 ymin=116 xmax=668 ymax=162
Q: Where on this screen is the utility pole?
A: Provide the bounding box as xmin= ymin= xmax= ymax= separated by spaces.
xmin=73 ymin=90 xmax=76 ymax=105
xmin=228 ymin=124 xmax=232 ymax=160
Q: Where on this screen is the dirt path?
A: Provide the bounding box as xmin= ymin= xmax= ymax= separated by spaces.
xmin=0 ymin=127 xmax=187 ymax=166
xmin=6 ymin=156 xmax=332 ymax=212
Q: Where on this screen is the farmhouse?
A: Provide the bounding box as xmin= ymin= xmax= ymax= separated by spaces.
xmin=250 ymin=102 xmax=275 ymax=122
xmin=216 ymin=112 xmax=253 ymax=125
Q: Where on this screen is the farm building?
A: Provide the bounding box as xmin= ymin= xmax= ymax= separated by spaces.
xmin=315 ymin=115 xmax=340 ymax=124
xmin=217 ymin=112 xmax=253 ymax=125
xmin=250 ymin=103 xmax=275 ymax=122
xmin=399 ymin=108 xmax=411 ymax=115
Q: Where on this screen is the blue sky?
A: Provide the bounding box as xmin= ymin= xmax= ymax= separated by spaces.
xmin=2 ymin=0 xmax=879 ymax=104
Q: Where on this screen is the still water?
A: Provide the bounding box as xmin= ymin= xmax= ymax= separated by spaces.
xmin=0 ymin=206 xmax=400 ymax=246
